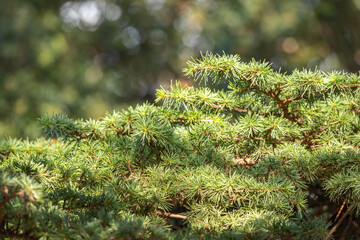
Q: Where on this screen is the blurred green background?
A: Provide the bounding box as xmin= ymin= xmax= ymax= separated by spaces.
xmin=2 ymin=0 xmax=360 ymax=138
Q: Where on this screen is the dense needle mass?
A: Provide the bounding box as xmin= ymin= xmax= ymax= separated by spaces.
xmin=1 ymin=53 xmax=360 ymax=239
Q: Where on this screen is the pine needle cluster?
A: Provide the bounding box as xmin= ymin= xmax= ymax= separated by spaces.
xmin=2 ymin=53 xmax=360 ymax=239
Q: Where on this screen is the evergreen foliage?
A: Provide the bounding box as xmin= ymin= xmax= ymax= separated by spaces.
xmin=2 ymin=53 xmax=360 ymax=239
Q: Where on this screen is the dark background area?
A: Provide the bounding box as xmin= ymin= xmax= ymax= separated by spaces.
xmin=2 ymin=0 xmax=360 ymax=138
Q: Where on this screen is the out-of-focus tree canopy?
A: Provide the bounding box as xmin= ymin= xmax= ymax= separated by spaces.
xmin=1 ymin=0 xmax=360 ymax=138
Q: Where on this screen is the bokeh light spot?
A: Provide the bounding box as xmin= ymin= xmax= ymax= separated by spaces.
xmin=105 ymin=3 xmax=122 ymax=21
xmin=281 ymin=37 xmax=299 ymax=54
xmin=121 ymin=26 xmax=142 ymax=49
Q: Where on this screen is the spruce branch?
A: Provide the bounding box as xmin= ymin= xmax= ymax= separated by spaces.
xmin=156 ymin=84 xmax=281 ymax=119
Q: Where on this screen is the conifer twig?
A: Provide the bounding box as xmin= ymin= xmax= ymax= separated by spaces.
xmin=324 ymin=204 xmax=354 ymax=240
xmin=155 ymin=210 xmax=187 ymax=219
xmin=127 ymin=160 xmax=133 ymax=175
xmin=233 ymin=187 xmax=287 ymax=193
xmin=334 ymin=200 xmax=346 ymax=222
